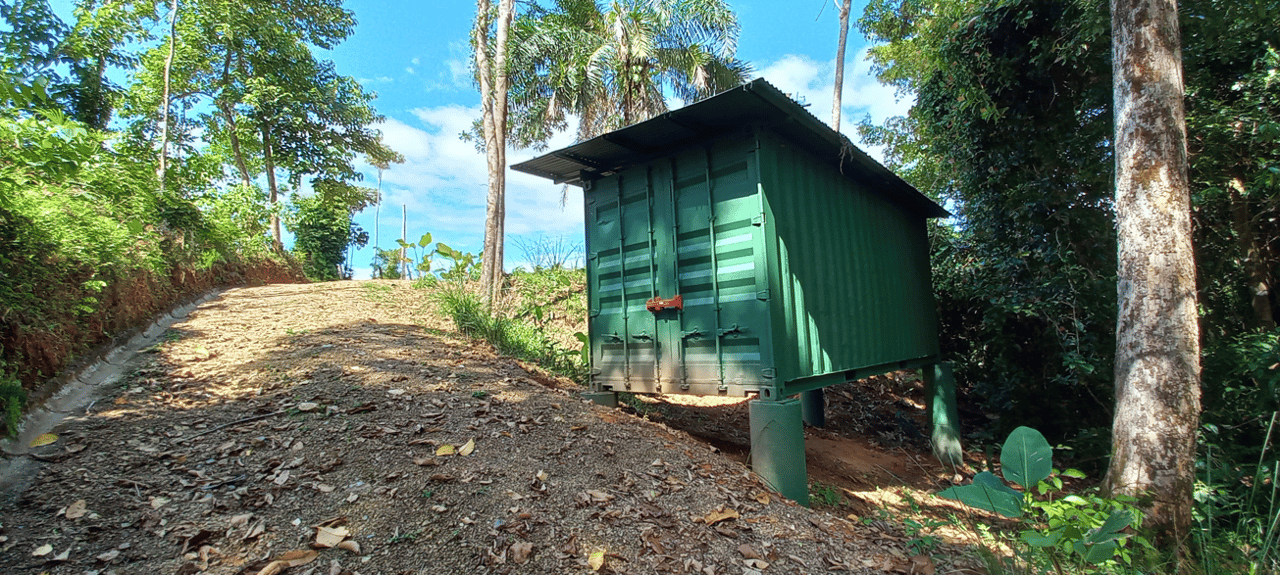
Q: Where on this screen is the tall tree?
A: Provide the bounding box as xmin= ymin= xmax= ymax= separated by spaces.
xmin=1106 ymin=0 xmax=1201 ymax=548
xmin=831 ymin=0 xmax=852 ymax=128
xmin=503 ymin=0 xmax=750 ymax=148
xmin=156 ymin=0 xmax=177 ymax=192
xmin=475 ymin=0 xmax=514 ymax=303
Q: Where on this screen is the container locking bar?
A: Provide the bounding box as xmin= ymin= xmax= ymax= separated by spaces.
xmin=645 ymin=294 xmax=683 ymax=312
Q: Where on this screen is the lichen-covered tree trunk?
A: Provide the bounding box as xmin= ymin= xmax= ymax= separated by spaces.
xmin=1106 ymin=0 xmax=1202 ymax=550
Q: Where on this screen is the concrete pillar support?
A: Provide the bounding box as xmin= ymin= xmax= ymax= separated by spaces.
xmin=749 ymin=398 xmax=809 ymax=506
xmin=923 ymin=362 xmax=963 ymax=468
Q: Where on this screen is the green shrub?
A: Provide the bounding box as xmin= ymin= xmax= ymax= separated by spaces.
xmin=432 ymin=285 xmax=586 ymax=382
xmin=939 ymin=426 xmax=1150 ymax=572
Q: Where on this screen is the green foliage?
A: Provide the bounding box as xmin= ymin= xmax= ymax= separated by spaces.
xmin=1195 ymin=413 xmax=1280 ymax=573
xmin=434 ymin=242 xmax=480 ymax=283
xmin=432 ymin=284 xmax=586 ymax=383
xmin=499 ymin=0 xmax=750 ymax=148
xmin=0 ymin=359 xmax=25 ymax=438
xmin=290 ymin=194 xmax=366 ymax=280
xmin=371 ymin=247 xmax=403 ymax=279
xmin=940 ymin=427 xmax=1147 ymax=571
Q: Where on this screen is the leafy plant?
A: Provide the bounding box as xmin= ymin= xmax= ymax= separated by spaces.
xmin=434 ymin=242 xmax=479 ymax=283
xmin=939 ymin=426 xmax=1145 ymax=571
xmin=0 ymin=360 xmax=25 ymax=439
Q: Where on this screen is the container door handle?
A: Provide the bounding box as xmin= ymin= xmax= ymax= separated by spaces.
xmin=718 ymin=324 xmax=747 ymax=337
xmin=630 ymin=332 xmax=653 ymax=341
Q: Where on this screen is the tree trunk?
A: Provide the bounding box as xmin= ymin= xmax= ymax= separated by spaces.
xmin=487 ymin=0 xmax=513 ymax=303
xmin=219 ymin=102 xmax=253 ymax=187
xmin=1228 ymin=176 xmax=1276 ymax=329
xmin=217 ymin=50 xmax=253 ymax=188
xmin=1106 ymin=0 xmax=1201 ymax=554
xmin=156 ymin=0 xmax=179 ymax=192
xmin=476 ymin=0 xmax=510 ymax=304
xmin=262 ymin=123 xmax=283 ymax=252
xmin=831 ymin=0 xmax=851 ymax=129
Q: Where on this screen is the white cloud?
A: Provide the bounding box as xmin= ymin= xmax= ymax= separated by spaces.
xmin=411 ymin=57 xmax=421 ymax=65
xmin=757 ymin=48 xmax=914 ymax=160
xmin=406 ymin=67 xmax=415 ymax=75
xmin=351 ymin=106 xmax=584 ymax=277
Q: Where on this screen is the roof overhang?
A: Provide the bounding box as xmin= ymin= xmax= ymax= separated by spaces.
xmin=511 ymin=78 xmax=948 ymax=219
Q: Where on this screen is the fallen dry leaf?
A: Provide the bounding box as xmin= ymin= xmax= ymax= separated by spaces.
xmin=510 ymin=541 xmax=533 ymax=564
xmin=703 ymin=506 xmax=740 ymax=525
xmin=754 ymin=492 xmax=771 ymax=505
xmin=413 ymin=457 xmax=440 ymax=466
xmin=33 ymin=543 xmax=53 ymax=557
xmin=337 ymin=540 xmax=361 ymax=554
xmin=458 ymin=438 xmax=476 ymax=456
xmin=96 ymin=549 xmax=120 ymax=562
xmin=51 ymin=546 xmax=71 ymax=562
xmin=29 ymin=433 xmax=58 ymax=448
xmin=255 ymin=549 xmax=319 ymax=575
xmin=744 ymin=558 xmax=769 ymax=569
xmin=588 ymin=550 xmax=605 ymax=571
xmin=297 ymin=402 xmax=320 ymax=412
xmin=314 ymin=526 xmax=349 ymax=548
xmin=738 ymin=544 xmax=762 ymax=560
xmin=65 ymin=499 xmax=87 ymax=519
xmin=910 ymin=555 xmax=936 ymax=575
xmin=436 ymin=444 xmax=456 ymax=457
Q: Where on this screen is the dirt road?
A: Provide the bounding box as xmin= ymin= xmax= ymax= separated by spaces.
xmin=0 ymin=281 xmax=973 ymax=575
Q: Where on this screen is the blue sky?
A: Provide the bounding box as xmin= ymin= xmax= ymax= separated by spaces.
xmin=321 ymin=0 xmax=910 ymax=278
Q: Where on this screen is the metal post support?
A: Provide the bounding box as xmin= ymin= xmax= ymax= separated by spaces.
xmin=923 ymin=363 xmax=963 ymax=468
xmin=580 ymin=391 xmax=618 ymax=408
xmin=749 ymin=398 xmax=809 ymax=506
xmin=800 ymin=389 xmax=825 ymax=428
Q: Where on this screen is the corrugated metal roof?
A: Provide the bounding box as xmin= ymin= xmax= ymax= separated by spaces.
xmin=511 ymin=77 xmax=948 ymax=219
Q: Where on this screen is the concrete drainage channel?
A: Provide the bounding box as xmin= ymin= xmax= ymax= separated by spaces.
xmin=0 ymin=289 xmax=225 ymax=497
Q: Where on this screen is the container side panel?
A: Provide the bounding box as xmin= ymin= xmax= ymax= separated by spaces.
xmin=759 ymin=134 xmax=940 ymax=385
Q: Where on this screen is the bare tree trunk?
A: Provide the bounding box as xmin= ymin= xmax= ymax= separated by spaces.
xmin=831 ymin=0 xmax=851 ymax=129
xmin=219 ymin=103 xmax=252 ymax=186
xmin=262 ymin=124 xmax=283 ymax=252
xmin=476 ymin=0 xmax=511 ymax=304
xmin=487 ymin=0 xmax=514 ymax=303
xmin=1106 ymin=0 xmax=1201 ymax=555
xmin=217 ymin=50 xmax=252 ymax=187
xmin=1228 ymin=176 xmax=1276 ymax=329
xmin=156 ymin=0 xmax=179 ymax=192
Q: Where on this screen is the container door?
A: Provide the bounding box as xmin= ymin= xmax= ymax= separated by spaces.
xmin=661 ymin=141 xmax=772 ymax=396
xmin=586 ymin=168 xmax=663 ymax=393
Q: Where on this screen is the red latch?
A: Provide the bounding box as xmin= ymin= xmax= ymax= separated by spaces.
xmin=646 ymin=295 xmax=683 ymax=313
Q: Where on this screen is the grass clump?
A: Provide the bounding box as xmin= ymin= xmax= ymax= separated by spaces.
xmin=432 ymin=284 xmax=586 ymax=383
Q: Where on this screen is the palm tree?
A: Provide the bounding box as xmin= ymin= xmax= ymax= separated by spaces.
xmin=506 ymin=0 xmax=750 ymax=148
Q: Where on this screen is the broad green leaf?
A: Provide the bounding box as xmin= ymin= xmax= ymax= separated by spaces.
xmin=1061 ymin=494 xmax=1088 ymax=505
xmin=1001 ymin=426 xmax=1052 ymax=489
xmin=937 ymin=471 xmax=1023 ymax=518
xmin=1074 ymin=539 xmax=1119 ymax=563
xmin=1083 ymin=510 xmax=1134 ymax=544
xmin=1021 ymin=529 xmax=1063 ymax=547
xmin=418 ymin=233 xmax=432 ymax=246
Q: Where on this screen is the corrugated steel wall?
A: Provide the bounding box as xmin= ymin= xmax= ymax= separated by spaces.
xmin=757 ymin=132 xmax=940 ymax=386
xmin=585 ymin=128 xmax=939 ymax=397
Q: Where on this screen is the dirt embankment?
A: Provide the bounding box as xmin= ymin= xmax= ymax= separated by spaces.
xmin=4 ymin=258 xmax=306 ymax=409
xmin=0 ymin=281 xmax=982 ymax=575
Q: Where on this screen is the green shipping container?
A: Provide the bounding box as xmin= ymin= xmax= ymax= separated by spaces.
xmin=513 ymin=79 xmax=957 ymax=503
